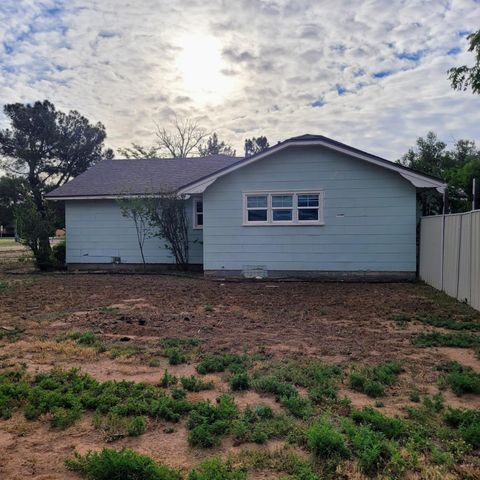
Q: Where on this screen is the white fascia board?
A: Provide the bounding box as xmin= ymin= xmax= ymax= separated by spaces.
xmin=179 ymin=140 xmax=447 ymax=194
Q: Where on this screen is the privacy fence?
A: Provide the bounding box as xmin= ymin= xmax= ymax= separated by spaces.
xmin=419 ymin=211 xmax=480 ymax=311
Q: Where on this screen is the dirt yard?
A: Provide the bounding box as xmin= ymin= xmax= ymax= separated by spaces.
xmin=0 ymin=265 xmax=479 ymax=479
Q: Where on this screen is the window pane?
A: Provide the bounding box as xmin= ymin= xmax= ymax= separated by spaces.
xmin=248 ymin=209 xmax=267 ymax=222
xmin=298 ymin=208 xmax=319 ymax=221
xmin=298 ymin=194 xmax=319 ymax=207
xmin=272 ymin=195 xmax=292 ymax=208
xmin=196 ymin=214 xmax=203 ymax=226
xmin=196 ymin=200 xmax=203 ymax=213
xmin=273 ymin=209 xmax=292 ymax=221
xmin=247 ymin=195 xmax=267 ymax=208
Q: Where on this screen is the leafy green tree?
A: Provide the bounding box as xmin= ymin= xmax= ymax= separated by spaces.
xmin=0 ymin=100 xmax=113 ymax=269
xmin=117 ymin=197 xmax=152 ymax=268
xmin=0 ymin=175 xmax=27 ymax=233
xmin=199 ymin=133 xmax=236 ymax=156
xmin=398 ymin=132 xmax=480 ymax=213
xmin=449 ymin=30 xmax=480 ymax=94
xmin=244 ymin=136 xmax=269 ymax=157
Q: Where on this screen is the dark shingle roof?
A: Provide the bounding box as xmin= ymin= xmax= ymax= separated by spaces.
xmin=46 ymin=155 xmax=242 ymax=198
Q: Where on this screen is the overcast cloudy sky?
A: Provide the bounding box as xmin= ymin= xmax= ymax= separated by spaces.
xmin=0 ymin=0 xmax=479 ymax=159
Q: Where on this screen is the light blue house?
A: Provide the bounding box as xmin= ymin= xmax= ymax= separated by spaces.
xmin=47 ymin=134 xmax=446 ymax=279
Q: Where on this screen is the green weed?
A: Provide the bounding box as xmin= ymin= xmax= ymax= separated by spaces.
xmin=196 ymin=353 xmax=247 ymax=375
xmin=349 ymin=361 xmax=402 ymax=398
xmin=187 ymin=395 xmax=238 ymax=448
xmin=65 ymin=447 xmax=181 ymax=480
xmin=414 ymin=332 xmax=480 ymax=349
xmin=437 ymin=361 xmax=480 ymax=396
xmin=188 ymin=457 xmax=246 ymax=480
xmin=307 ymin=417 xmax=350 ymax=459
xmin=229 ymin=372 xmax=250 ymax=391
xmin=180 ymin=375 xmax=214 ymax=392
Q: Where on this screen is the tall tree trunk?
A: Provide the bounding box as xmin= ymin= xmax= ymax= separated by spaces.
xmin=31 ymin=182 xmax=52 ymax=271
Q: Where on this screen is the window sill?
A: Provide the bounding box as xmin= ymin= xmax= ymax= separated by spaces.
xmin=242 ymin=222 xmax=325 ymax=227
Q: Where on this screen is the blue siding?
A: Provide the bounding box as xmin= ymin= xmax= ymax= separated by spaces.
xmin=65 ymin=199 xmax=203 ymax=264
xmin=202 ymin=146 xmax=417 ymax=273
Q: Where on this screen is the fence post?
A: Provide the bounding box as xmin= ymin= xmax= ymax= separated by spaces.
xmin=473 ymin=178 xmax=479 ymax=210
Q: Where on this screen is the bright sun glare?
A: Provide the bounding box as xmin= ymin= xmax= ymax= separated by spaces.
xmin=176 ymin=34 xmax=235 ymax=104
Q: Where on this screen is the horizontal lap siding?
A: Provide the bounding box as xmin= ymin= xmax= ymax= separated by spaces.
xmin=203 ymin=146 xmax=416 ymax=272
xmin=65 ymin=199 xmax=203 ymax=264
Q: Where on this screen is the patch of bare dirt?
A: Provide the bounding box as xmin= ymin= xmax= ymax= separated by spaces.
xmin=0 ymin=273 xmax=479 ymax=478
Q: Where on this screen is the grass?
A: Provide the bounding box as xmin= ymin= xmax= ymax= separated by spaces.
xmin=0 ymin=281 xmax=11 ymax=291
xmin=160 ymin=337 xmax=200 ymax=365
xmin=417 ymin=313 xmax=480 ymax=331
xmin=196 ymin=353 xmax=248 ymax=375
xmin=180 ymin=375 xmax=214 ymax=392
xmin=187 ymin=394 xmax=238 ymax=447
xmin=437 ymin=361 xmax=480 ymax=396
xmin=413 ymin=331 xmax=480 ymax=349
xmin=349 ymin=361 xmax=402 ymax=397
xmin=0 ymin=367 xmax=192 ymax=427
xmin=232 ymin=447 xmax=319 ymax=479
xmin=65 ymin=448 xmax=181 ymax=480
xmin=188 ymin=457 xmax=246 ymax=480
xmin=232 ymin=405 xmax=299 ymax=445
xmin=251 ymin=360 xmax=342 ymax=418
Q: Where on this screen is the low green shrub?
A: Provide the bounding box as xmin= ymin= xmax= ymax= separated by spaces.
xmin=159 ymin=370 xmax=178 ymax=388
xmin=414 ymin=332 xmax=480 ymax=348
xmin=444 ymin=408 xmax=480 ymax=448
xmin=188 ymin=457 xmax=246 ymax=480
xmin=349 ymin=361 xmax=402 ymax=398
xmin=128 ymin=415 xmax=147 ymax=436
xmin=171 ymin=387 xmax=187 ymax=400
xmin=180 ymin=376 xmax=214 ymax=392
xmin=65 ymin=447 xmax=181 ymax=480
xmin=196 ymin=354 xmax=247 ymax=375
xmin=416 ymin=314 xmax=480 ymax=331
xmin=307 ymin=417 xmax=350 ymax=459
xmin=229 ymin=372 xmax=250 ymax=391
xmin=437 ymin=361 xmax=480 ymax=396
xmin=51 ymin=240 xmax=66 ymax=268
xmin=343 ymin=419 xmax=393 ymax=475
xmin=232 ymin=405 xmax=295 ymax=445
xmin=187 ymin=395 xmax=238 ymax=448
xmin=165 ymin=348 xmax=186 ymax=365
xmin=350 ymin=406 xmax=407 ymax=440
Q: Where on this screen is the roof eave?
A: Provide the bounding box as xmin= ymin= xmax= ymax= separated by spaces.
xmin=179 ymin=139 xmax=447 ymax=194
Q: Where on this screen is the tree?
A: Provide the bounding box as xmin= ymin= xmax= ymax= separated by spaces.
xmin=199 ymin=133 xmax=236 ymax=156
xmin=0 ymin=175 xmax=27 ymax=233
xmin=117 ymin=197 xmax=152 ymax=269
xmin=117 ymin=143 xmax=160 ymax=159
xmin=398 ymin=132 xmax=480 ymax=214
xmin=244 ymin=136 xmax=269 ymax=157
xmin=448 ymin=30 xmax=480 ymax=94
xmin=147 ymin=192 xmax=189 ymax=270
xmin=0 ymin=100 xmax=113 ymax=269
xmin=155 ymin=117 xmax=209 ymax=158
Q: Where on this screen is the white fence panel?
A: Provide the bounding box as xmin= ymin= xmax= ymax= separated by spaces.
xmin=420 ymin=211 xmax=480 ymax=312
xmin=419 ymin=216 xmax=443 ymax=290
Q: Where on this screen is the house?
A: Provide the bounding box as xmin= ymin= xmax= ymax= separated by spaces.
xmin=46 ymin=134 xmax=446 ymax=279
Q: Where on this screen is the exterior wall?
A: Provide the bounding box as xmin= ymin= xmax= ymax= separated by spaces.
xmin=202 ymin=146 xmax=417 ymax=274
xmin=65 ymin=198 xmax=203 ymax=265
xmin=420 ymin=211 xmax=480 ymax=311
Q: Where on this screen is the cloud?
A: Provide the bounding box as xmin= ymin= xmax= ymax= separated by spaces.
xmin=0 ymin=0 xmax=479 ymax=162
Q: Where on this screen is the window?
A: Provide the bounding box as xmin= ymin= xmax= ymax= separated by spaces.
xmin=193 ymin=198 xmax=203 ymax=229
xmin=246 ymin=195 xmax=268 ymax=223
xmin=243 ymin=191 xmax=324 ymax=225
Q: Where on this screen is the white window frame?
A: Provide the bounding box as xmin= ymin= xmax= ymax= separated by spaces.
xmin=193 ymin=197 xmax=203 ymax=229
xmin=242 ymin=190 xmax=325 ymax=226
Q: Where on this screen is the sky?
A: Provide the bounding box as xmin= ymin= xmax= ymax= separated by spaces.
xmin=0 ymin=0 xmax=479 ymax=161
